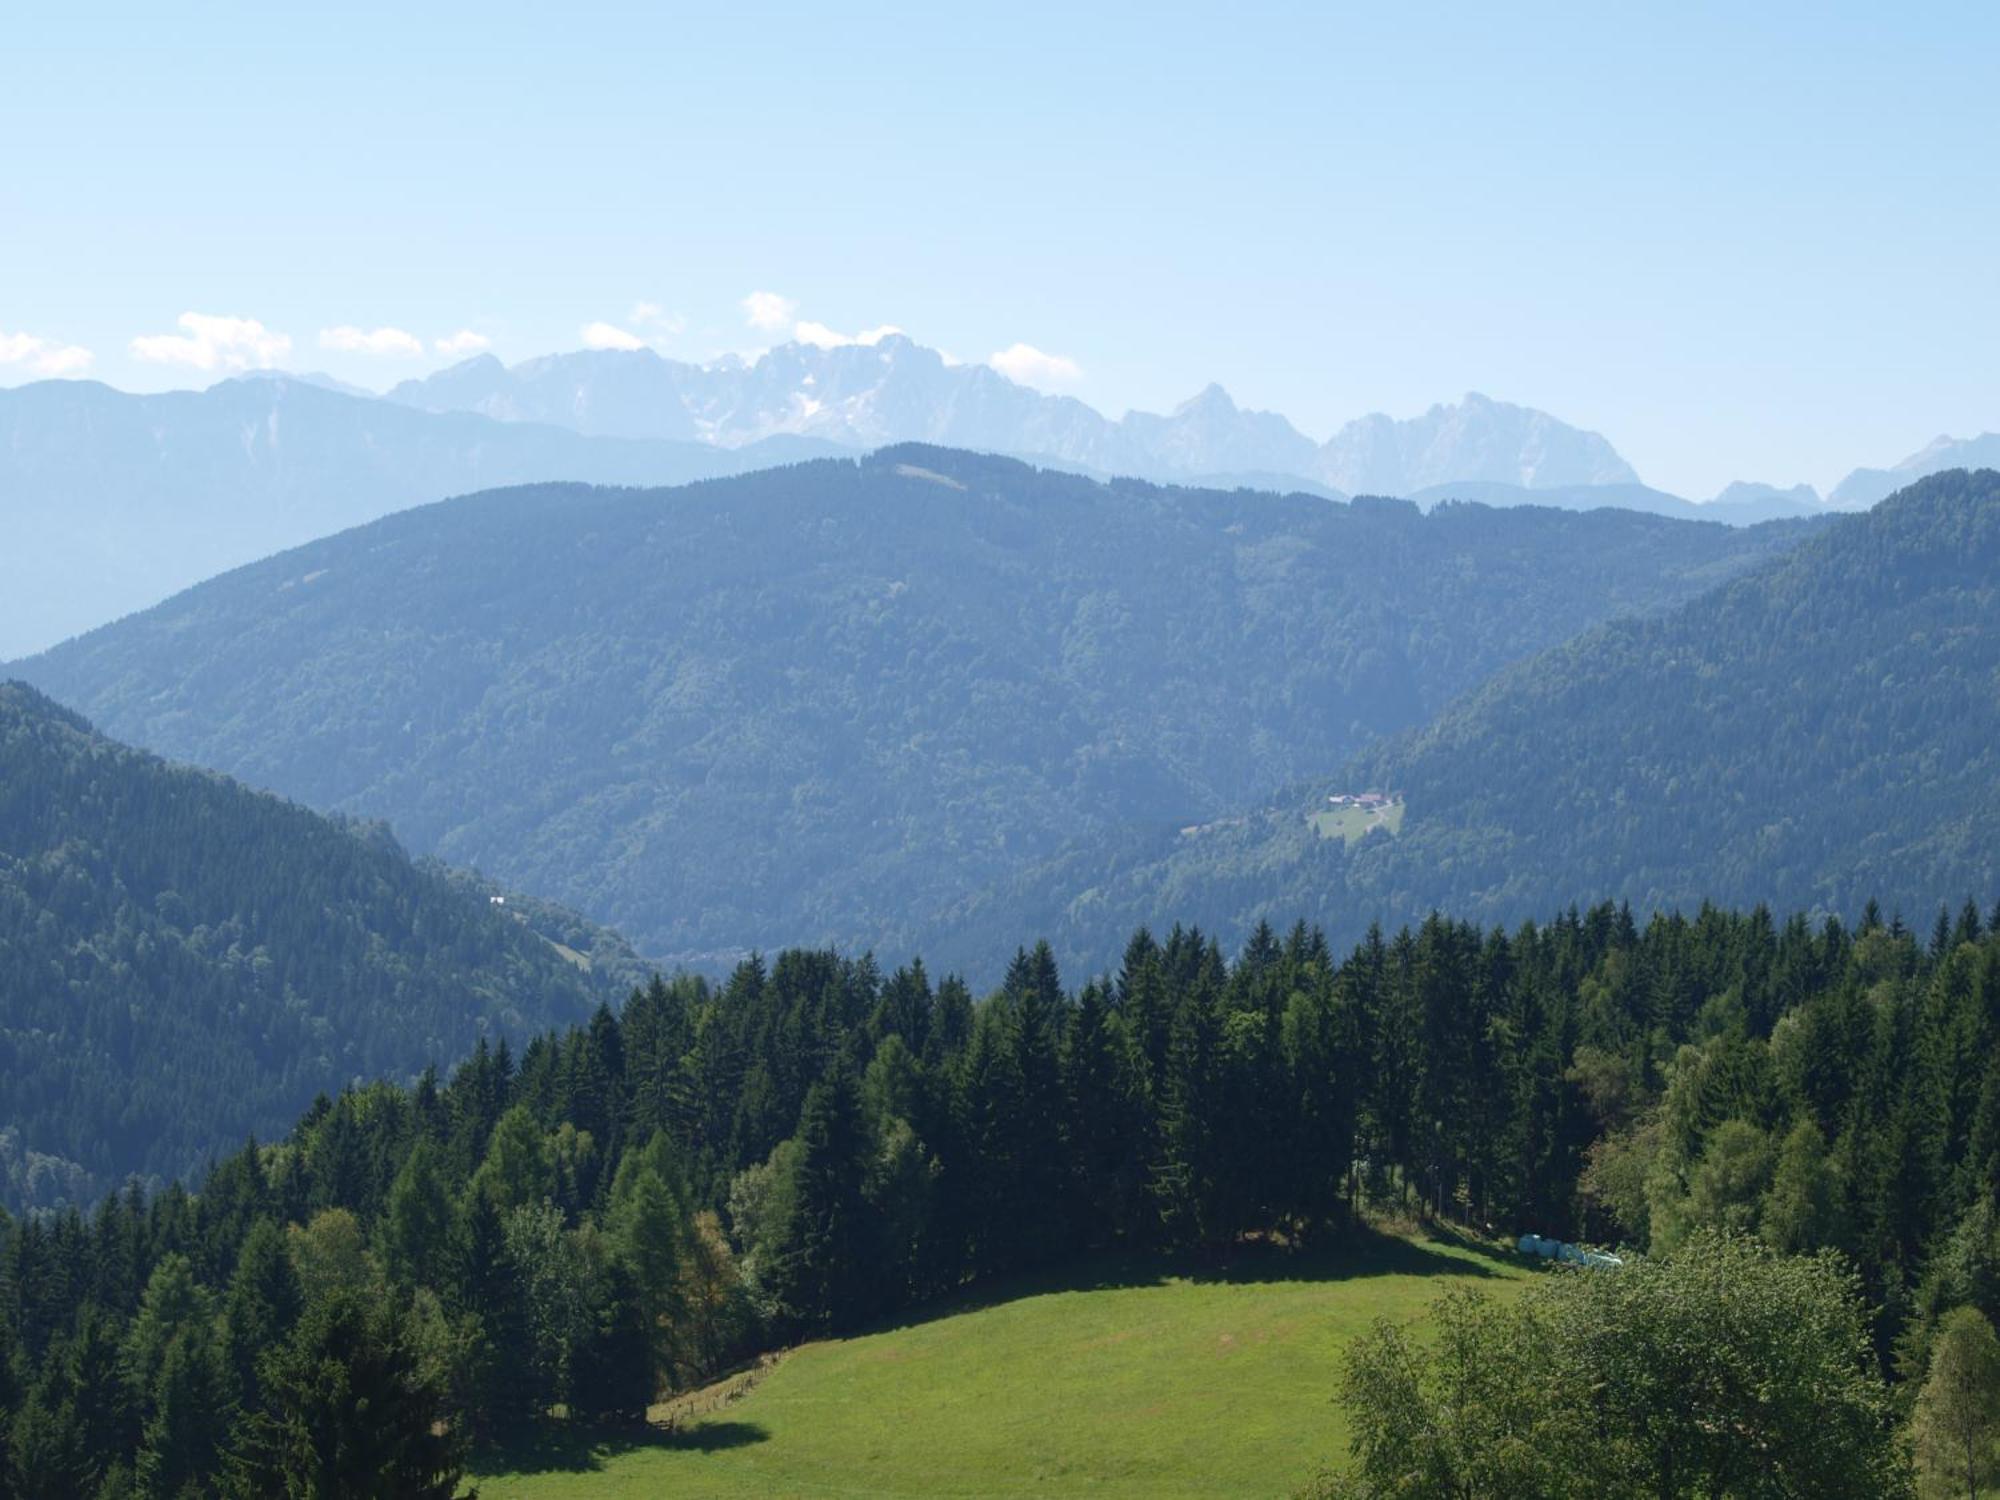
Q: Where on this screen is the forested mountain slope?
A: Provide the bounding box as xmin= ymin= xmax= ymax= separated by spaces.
xmin=1019 ymin=469 xmax=2000 ymax=966
xmin=11 ymin=448 xmax=1812 ymax=973
xmin=0 ymin=682 xmax=637 ymax=1211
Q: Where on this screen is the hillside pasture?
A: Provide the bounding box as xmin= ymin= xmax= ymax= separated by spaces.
xmin=478 ymin=1231 xmax=1525 ymax=1499
xmin=1309 ymin=799 xmax=1404 ymax=845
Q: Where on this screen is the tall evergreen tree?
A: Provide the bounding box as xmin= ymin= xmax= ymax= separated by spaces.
xmin=762 ymin=1069 xmax=875 ymax=1334
xmin=226 ymin=1290 xmax=469 ymax=1499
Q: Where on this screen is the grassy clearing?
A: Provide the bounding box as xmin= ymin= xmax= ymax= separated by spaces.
xmin=1308 ymin=800 xmax=1404 ymax=845
xmin=476 ymin=1230 xmax=1526 ymax=1500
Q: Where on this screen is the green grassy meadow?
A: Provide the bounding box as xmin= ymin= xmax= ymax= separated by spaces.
xmin=477 ymin=1232 xmax=1525 ymax=1500
xmin=1308 ymin=800 xmax=1405 ymax=845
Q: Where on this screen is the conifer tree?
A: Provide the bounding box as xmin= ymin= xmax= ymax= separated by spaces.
xmin=135 ymin=1326 xmax=234 ymax=1499
xmin=446 ymin=1189 xmax=535 ymax=1432
xmin=122 ymin=1256 xmax=213 ymax=1413
xmin=8 ymin=1384 xmax=91 ymax=1498
xmin=472 ymin=1105 xmax=554 ymax=1214
xmin=381 ymin=1139 xmax=454 ymax=1288
xmin=223 ymin=1219 xmax=302 ymax=1414
xmin=226 ymin=1290 xmax=468 ymax=1499
xmin=608 ymin=1149 xmax=685 ymax=1389
xmin=763 ymin=1068 xmax=875 ymax=1334
xmin=66 ymin=1305 xmax=137 ymax=1476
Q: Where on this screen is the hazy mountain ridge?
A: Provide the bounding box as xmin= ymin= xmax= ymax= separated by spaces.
xmin=390 ymin=338 xmax=1652 ymax=494
xmin=0 ymin=375 xmax=843 ymax=658
xmin=7 ymin=334 xmax=1954 ymax=659
xmin=1712 ymin=479 xmax=1822 ymax=510
xmin=1829 ymin=431 xmax=2000 ymax=507
xmin=391 ymin=337 xmax=1331 ymax=480
xmin=1405 ymin=479 xmax=1827 ymax=526
xmin=0 ymin=679 xmax=637 ymax=1211
xmin=10 ymin=448 xmax=1815 ymax=975
xmin=390 ymin=335 xmax=1973 ymax=517
xmin=1316 ymin=391 xmax=1637 ymax=492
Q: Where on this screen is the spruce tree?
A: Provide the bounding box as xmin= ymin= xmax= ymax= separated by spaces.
xmin=226 ymin=1290 xmax=468 ymax=1499
xmin=66 ymin=1305 xmax=136 ymax=1478
xmin=134 ymin=1327 xmax=234 ymax=1498
xmin=8 ymin=1385 xmax=92 ymax=1497
xmin=381 ymin=1140 xmax=453 ymax=1288
xmin=608 ymin=1153 xmax=684 ymax=1391
xmin=763 ymin=1069 xmax=875 ymax=1334
xmin=447 ymin=1190 xmax=536 ymax=1431
xmin=222 ymin=1219 xmax=302 ymax=1415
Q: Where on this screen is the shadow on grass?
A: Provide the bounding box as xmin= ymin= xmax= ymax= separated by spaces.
xmin=478 ymin=1418 xmax=770 ymax=1476
xmin=662 ymin=1420 xmax=770 ymax=1453
xmin=857 ymin=1223 xmax=1510 ymax=1342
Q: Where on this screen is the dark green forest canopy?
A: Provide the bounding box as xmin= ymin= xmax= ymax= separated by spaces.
xmin=1029 ymin=468 xmax=2000 ymax=968
xmin=0 ymin=682 xmax=638 ymax=1212
xmin=3 ymin=895 xmax=1997 ymax=1496
xmin=10 ymin=446 xmax=1813 ymax=974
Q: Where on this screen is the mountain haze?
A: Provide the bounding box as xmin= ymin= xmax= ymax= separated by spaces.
xmin=1829 ymin=431 xmax=2000 ymax=508
xmin=1712 ymin=479 xmax=1822 ymax=511
xmin=1405 ymin=479 xmax=1827 ymax=526
xmin=1316 ymin=391 xmax=1637 ymax=493
xmin=391 ymin=339 xmax=1664 ymax=500
xmin=0 ymin=375 xmax=838 ymax=657
xmin=12 ymin=448 xmax=1815 ymax=974
xmin=390 ymin=336 xmax=1333 ymax=481
xmin=1 ymin=338 xmax=1884 ymax=660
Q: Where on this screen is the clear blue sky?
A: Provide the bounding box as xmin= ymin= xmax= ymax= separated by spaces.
xmin=5 ymin=1 xmax=1996 ymax=497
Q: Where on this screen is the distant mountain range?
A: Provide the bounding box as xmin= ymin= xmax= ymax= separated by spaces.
xmin=9 ymin=447 xmax=1816 ymax=976
xmin=1828 ymin=431 xmax=2000 ymax=508
xmin=1320 ymin=392 xmax=1636 ymax=492
xmin=387 ymin=336 xmax=2000 ymax=524
xmin=5 ymin=332 xmax=1990 ymax=656
xmin=387 ymin=338 xmax=1646 ymax=497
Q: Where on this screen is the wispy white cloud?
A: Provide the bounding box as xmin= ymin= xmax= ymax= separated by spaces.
xmin=741 ymin=290 xmax=798 ymax=332
xmin=629 ymin=301 xmax=686 ymax=335
xmin=130 ymin=312 xmax=291 ymax=371
xmin=581 ymin=321 xmax=647 ymax=351
xmin=794 ymin=320 xmax=904 ymax=350
xmin=319 ymin=324 xmax=424 ymax=357
xmin=0 ymin=329 xmax=94 ymax=378
xmin=988 ymin=342 xmax=1082 ymax=388
xmin=434 ymin=329 xmax=491 ymax=357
